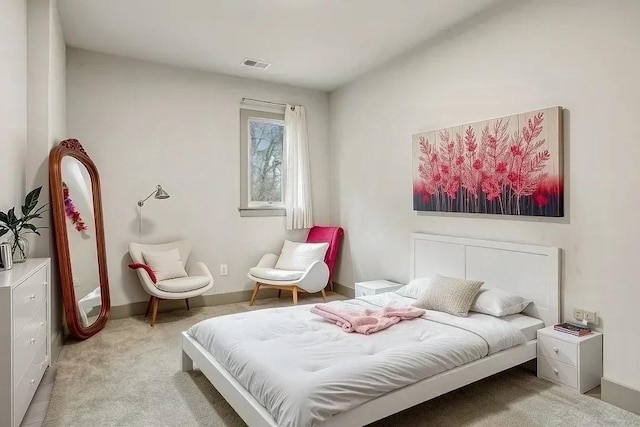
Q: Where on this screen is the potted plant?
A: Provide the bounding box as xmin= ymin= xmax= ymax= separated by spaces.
xmin=0 ymin=187 xmax=47 ymax=263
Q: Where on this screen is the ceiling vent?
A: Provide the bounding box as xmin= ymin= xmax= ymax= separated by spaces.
xmin=241 ymin=58 xmax=271 ymax=70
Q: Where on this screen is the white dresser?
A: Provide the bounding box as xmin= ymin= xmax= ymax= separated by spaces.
xmin=537 ymin=326 xmax=603 ymax=393
xmin=0 ymin=258 xmax=51 ymax=427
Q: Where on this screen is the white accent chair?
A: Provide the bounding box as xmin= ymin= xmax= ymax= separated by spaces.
xmin=247 ymin=252 xmax=329 ymax=306
xmin=128 ymin=240 xmax=213 ymax=325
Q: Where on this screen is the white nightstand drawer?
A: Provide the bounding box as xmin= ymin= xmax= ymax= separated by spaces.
xmin=355 ymin=287 xmax=374 ymax=297
xmin=538 ymin=355 xmax=577 ymax=388
xmin=538 ymin=335 xmax=577 ymax=367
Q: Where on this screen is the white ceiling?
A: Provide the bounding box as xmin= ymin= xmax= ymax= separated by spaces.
xmin=57 ymin=0 xmax=500 ymax=91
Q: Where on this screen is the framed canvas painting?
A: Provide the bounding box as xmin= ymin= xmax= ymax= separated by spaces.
xmin=412 ymin=106 xmax=563 ymax=217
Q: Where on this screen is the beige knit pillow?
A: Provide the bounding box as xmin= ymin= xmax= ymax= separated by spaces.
xmin=413 ymin=274 xmax=484 ymax=317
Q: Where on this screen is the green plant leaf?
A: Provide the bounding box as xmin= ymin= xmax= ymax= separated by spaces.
xmin=23 ymin=187 xmax=42 ymax=214
xmin=0 ymin=211 xmax=7 ymax=224
xmin=22 ymin=214 xmax=43 ymax=222
xmin=0 ymin=229 xmax=8 ymax=238
xmin=23 ymin=224 xmax=39 ymax=235
xmin=7 ymin=208 xmax=16 ymax=225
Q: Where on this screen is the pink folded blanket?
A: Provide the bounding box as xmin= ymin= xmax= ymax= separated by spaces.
xmin=310 ymin=303 xmax=426 ymax=335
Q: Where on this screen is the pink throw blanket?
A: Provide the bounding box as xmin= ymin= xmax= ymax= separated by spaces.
xmin=310 ymin=303 xmax=425 ymax=335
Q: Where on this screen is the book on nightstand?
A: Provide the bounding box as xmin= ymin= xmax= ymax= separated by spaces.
xmin=554 ymin=322 xmax=591 ymax=336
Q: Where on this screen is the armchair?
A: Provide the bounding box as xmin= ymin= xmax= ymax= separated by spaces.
xmin=128 ymin=240 xmax=213 ymax=325
xmin=247 ymin=227 xmax=343 ymax=305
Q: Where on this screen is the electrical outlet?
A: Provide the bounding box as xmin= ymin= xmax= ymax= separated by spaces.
xmin=584 ymin=310 xmax=599 ymax=325
xmin=220 ymin=264 xmax=228 ymax=276
xmin=573 ymin=308 xmax=584 ymax=321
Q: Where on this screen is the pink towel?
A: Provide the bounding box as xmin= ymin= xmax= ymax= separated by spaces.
xmin=310 ymin=304 xmax=425 ymax=335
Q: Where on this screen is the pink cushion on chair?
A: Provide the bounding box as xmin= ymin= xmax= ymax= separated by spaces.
xmin=306 ymin=226 xmax=344 ymax=284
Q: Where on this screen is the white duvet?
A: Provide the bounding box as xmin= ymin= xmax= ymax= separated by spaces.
xmin=187 ymin=293 xmax=526 ymax=427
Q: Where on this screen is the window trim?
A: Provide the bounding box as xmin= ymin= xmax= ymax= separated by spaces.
xmin=239 ymin=108 xmax=286 ymax=217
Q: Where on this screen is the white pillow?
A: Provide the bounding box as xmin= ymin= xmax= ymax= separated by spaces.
xmin=142 ymin=248 xmax=188 ymax=281
xmin=470 ymin=288 xmax=532 ymax=317
xmin=395 ymin=277 xmax=432 ymax=299
xmin=274 ymin=240 xmax=329 ymax=271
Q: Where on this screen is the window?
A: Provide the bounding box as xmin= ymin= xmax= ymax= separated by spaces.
xmin=239 ymin=109 xmax=286 ymax=216
xmin=248 ymin=117 xmax=284 ymax=206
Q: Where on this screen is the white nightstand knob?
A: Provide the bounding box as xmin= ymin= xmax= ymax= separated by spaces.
xmin=553 ymin=368 xmax=558 ymax=375
xmin=29 ymin=379 xmax=35 ymax=386
xmin=553 ymin=347 xmax=559 ymax=353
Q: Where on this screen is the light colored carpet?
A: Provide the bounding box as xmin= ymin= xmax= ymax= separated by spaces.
xmin=45 ymin=293 xmax=640 ymax=427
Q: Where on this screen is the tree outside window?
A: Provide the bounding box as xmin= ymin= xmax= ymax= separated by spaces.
xmin=249 ymin=117 xmax=284 ymax=206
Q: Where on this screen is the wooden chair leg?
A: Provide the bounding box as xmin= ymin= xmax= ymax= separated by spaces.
xmin=292 ymin=286 xmax=298 ymax=305
xmin=278 ymin=290 xmax=282 ymax=298
xmin=250 ymin=283 xmax=261 ymax=306
xmin=144 ymin=297 xmax=153 ymax=317
xmin=185 ymin=298 xmax=190 ymax=311
xmin=150 ymin=297 xmax=160 ymax=326
xmin=321 ymin=289 xmax=326 ymax=300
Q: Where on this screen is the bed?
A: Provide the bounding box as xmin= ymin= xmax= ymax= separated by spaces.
xmin=181 ymin=233 xmax=560 ymax=427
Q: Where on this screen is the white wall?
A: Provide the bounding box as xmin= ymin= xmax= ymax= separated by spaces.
xmin=330 ymin=0 xmax=640 ymax=392
xmin=26 ymin=0 xmax=66 ymax=357
xmin=66 ymin=48 xmax=331 ymax=307
xmin=0 ymin=0 xmax=27 ymax=211
xmin=27 ymin=0 xmax=67 ymax=254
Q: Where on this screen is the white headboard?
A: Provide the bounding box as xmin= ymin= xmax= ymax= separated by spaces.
xmin=411 ymin=233 xmax=560 ymax=327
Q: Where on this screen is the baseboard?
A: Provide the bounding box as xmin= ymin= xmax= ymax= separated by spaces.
xmin=51 ymin=331 xmax=63 ymax=365
xmin=602 ymin=377 xmax=640 ymax=415
xmin=110 ymin=284 xmax=353 ymax=320
xmin=333 ymin=282 xmax=354 ymax=298
xmin=110 ymin=289 xmax=279 ymax=319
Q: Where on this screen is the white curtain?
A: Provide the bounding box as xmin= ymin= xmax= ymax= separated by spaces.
xmin=284 ymin=105 xmax=313 ymax=230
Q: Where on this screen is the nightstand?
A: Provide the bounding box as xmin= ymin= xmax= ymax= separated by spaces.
xmin=355 ymin=280 xmax=403 ymax=297
xmin=537 ymin=326 xmax=603 ymax=393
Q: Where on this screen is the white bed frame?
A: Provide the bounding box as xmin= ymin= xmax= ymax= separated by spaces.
xmin=181 ymin=233 xmax=560 ymax=427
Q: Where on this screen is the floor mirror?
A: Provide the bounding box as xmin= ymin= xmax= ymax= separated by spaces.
xmin=50 ymin=139 xmax=110 ymax=339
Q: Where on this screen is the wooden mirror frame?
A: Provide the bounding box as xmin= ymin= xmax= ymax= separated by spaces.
xmin=49 ymin=139 xmax=110 ymax=339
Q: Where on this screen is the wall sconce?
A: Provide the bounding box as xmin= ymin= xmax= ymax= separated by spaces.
xmin=138 ymin=185 xmax=170 ymax=207
xmin=137 ymin=185 xmax=170 ymax=237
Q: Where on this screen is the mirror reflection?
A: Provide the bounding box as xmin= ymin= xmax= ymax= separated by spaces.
xmin=61 ymin=156 xmax=101 ymax=327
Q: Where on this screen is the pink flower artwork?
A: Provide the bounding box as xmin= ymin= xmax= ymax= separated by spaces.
xmin=62 ymin=182 xmax=88 ymax=232
xmin=412 ymin=107 xmax=563 ymax=217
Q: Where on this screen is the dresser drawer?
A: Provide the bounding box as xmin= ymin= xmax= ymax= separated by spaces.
xmin=13 ymin=268 xmax=47 ymax=336
xmin=14 ymin=341 xmax=47 ymax=427
xmin=538 ymin=335 xmax=577 ymax=366
xmin=13 ymin=301 xmax=47 ymax=381
xmin=538 ymin=355 xmax=578 ymax=389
